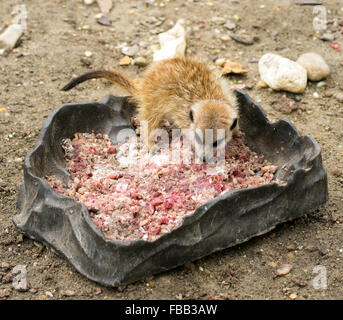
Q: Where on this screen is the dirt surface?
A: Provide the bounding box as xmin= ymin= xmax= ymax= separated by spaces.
xmin=1 ymin=0 xmax=343 ymax=300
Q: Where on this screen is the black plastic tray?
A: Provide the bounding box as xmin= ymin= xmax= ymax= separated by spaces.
xmin=14 ymin=89 xmax=328 ymax=287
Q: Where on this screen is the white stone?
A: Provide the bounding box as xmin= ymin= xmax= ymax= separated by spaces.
xmin=211 ymin=17 xmax=226 ymax=25
xmin=215 ymin=58 xmax=226 ymax=66
xmin=258 ymin=53 xmax=307 ymax=93
xmin=84 ymin=51 xmax=93 ymax=57
xmin=0 ymin=24 xmax=24 ymax=51
xmin=296 ymin=52 xmax=330 ymax=81
xmin=224 ymin=21 xmax=236 ymax=30
xmin=84 ymin=0 xmax=95 ymax=5
xmin=121 ymin=45 xmax=139 ymax=57
xmin=153 ymin=19 xmax=186 ymax=61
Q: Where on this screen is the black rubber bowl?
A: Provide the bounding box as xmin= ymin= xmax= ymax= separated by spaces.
xmin=14 ymin=89 xmax=328 ymax=287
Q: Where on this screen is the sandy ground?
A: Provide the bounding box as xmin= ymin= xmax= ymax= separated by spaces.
xmin=0 ymin=0 xmax=343 ymax=300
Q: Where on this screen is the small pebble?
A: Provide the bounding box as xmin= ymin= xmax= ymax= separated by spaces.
xmin=94 ymin=287 xmax=102 ymax=295
xmin=287 ymin=252 xmax=295 ymax=259
xmin=121 ymin=45 xmax=139 ymax=57
xmin=289 ymin=293 xmax=297 ymax=299
xmin=291 ymin=277 xmax=307 ymax=287
xmin=224 ymin=21 xmax=236 ymax=30
xmin=230 ymin=33 xmax=256 ymax=45
xmin=0 ymin=262 xmax=11 ymax=269
xmin=97 ymin=14 xmax=112 ymax=26
xmin=332 ymin=168 xmax=341 ymax=177
xmin=211 ymin=17 xmax=226 ymax=25
xmin=317 ymin=81 xmax=326 ymax=88
xmin=215 ymin=58 xmax=226 ymax=67
xmin=313 ymin=92 xmax=319 ymax=98
xmin=334 ymin=92 xmax=343 ymax=103
xmin=233 ymin=15 xmax=240 ymax=22
xmin=220 ymin=35 xmax=232 ymax=42
xmin=119 ymin=56 xmax=131 ymax=66
xmin=0 ymin=289 xmax=11 ymax=298
xmin=134 ymin=56 xmax=148 ymax=67
xmin=257 ymin=80 xmax=268 ymax=88
xmin=60 ymin=289 xmax=76 ymax=297
xmin=320 ymin=33 xmax=335 ymax=41
xmin=276 ymin=264 xmax=293 ymax=276
xmin=306 ymin=245 xmax=317 ymax=252
xmin=0 ymin=178 xmax=6 ymax=187
xmin=84 ymin=51 xmax=92 ymax=57
xmin=222 ymin=61 xmax=248 ymax=75
xmin=80 ymin=57 xmax=92 ymax=67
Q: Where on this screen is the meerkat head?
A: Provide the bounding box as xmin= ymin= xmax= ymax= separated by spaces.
xmin=189 ymin=100 xmax=238 ymax=161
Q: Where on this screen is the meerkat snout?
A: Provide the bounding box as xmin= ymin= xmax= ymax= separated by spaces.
xmin=189 ymin=100 xmax=238 ymax=161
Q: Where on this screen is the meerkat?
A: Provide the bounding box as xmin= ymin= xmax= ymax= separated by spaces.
xmin=62 ymin=57 xmax=239 ymax=160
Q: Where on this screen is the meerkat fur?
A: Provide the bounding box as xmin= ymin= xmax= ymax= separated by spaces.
xmin=62 ymin=57 xmax=239 ymax=157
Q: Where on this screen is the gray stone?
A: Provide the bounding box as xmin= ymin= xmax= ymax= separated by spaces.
xmin=211 ymin=17 xmax=226 ymax=25
xmin=134 ymin=56 xmax=148 ymax=67
xmin=296 ymin=52 xmax=330 ymax=81
xmin=320 ymin=33 xmax=335 ymax=41
xmin=224 ymin=21 xmax=236 ymax=30
xmin=121 ymin=45 xmax=139 ymax=57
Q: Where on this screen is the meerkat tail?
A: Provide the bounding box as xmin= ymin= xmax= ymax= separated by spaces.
xmin=61 ymin=70 xmax=135 ymax=93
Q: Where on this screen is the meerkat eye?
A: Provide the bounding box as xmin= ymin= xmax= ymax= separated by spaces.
xmin=213 ymin=138 xmax=224 ymax=148
xmin=230 ymin=118 xmax=238 ymax=131
xmin=189 ymin=110 xmax=194 ymax=122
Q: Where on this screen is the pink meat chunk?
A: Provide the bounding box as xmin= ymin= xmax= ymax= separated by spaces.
xmin=45 ymin=127 xmax=278 ymax=242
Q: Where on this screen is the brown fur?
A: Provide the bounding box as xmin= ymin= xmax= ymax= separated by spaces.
xmin=62 ymin=69 xmax=134 ymax=93
xmin=62 ymin=57 xmax=238 ymax=154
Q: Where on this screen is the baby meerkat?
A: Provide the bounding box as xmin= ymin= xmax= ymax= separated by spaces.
xmin=62 ymin=57 xmax=238 ymax=159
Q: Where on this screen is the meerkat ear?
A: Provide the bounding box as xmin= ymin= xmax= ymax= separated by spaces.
xmin=189 ymin=110 xmax=194 ymax=122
